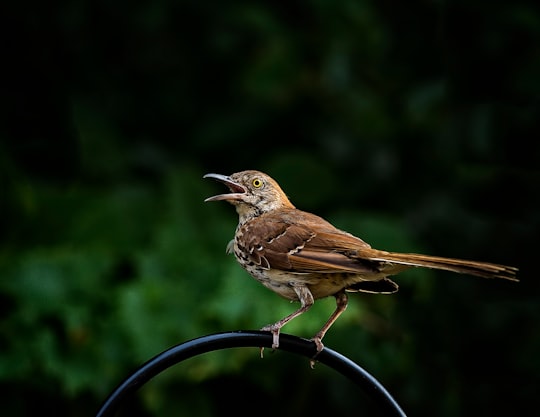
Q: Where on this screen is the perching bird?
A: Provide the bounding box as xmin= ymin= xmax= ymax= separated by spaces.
xmin=204 ymin=170 xmax=518 ymax=352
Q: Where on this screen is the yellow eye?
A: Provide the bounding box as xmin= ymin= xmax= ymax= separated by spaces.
xmin=252 ymin=178 xmax=263 ymax=188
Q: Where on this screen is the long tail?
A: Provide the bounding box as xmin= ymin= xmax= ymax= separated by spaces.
xmin=363 ymin=250 xmax=519 ymax=281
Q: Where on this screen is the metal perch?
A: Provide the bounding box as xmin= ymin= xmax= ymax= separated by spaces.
xmin=96 ymin=330 xmax=406 ymax=417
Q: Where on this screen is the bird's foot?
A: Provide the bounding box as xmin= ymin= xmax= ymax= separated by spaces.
xmin=312 ymin=336 xmax=325 ymax=353
xmin=259 ymin=324 xmax=281 ymax=358
xmin=309 ymin=336 xmax=325 ymax=368
xmin=260 ymin=324 xmax=281 ymax=349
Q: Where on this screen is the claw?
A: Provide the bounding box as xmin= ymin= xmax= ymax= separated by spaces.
xmin=261 ymin=324 xmax=281 ymax=349
xmin=308 ymin=337 xmax=325 ymax=368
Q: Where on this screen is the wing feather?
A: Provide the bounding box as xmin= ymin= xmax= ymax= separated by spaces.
xmin=238 ymin=211 xmax=380 ymax=274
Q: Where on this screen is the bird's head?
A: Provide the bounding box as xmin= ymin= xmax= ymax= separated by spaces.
xmin=204 ymin=170 xmax=295 ymax=222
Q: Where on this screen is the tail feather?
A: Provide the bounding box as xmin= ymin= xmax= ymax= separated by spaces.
xmin=363 ymin=250 xmax=519 ymax=281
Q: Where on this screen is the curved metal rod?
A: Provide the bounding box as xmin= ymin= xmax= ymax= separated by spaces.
xmin=96 ymin=331 xmax=406 ymax=417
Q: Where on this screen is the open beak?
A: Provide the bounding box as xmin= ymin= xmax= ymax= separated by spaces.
xmin=203 ymin=173 xmax=247 ymax=202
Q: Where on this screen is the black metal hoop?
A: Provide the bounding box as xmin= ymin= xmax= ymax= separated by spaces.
xmin=96 ymin=330 xmax=406 ymax=417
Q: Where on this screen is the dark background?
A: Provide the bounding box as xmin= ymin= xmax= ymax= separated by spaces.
xmin=2 ymin=1 xmax=539 ymax=416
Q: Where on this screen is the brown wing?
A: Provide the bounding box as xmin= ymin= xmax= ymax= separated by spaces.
xmin=238 ymin=210 xmax=380 ymax=274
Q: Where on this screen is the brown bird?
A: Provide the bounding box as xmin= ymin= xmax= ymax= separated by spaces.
xmin=204 ymin=170 xmax=518 ymax=352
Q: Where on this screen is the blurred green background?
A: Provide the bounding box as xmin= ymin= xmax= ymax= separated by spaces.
xmin=2 ymin=1 xmax=539 ymax=416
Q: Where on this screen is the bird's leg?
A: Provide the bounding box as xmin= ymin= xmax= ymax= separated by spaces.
xmin=312 ymin=290 xmax=349 ymax=352
xmin=260 ymin=285 xmax=314 ymax=350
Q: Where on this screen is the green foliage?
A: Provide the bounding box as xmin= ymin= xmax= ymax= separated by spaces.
xmin=3 ymin=0 xmax=539 ymax=416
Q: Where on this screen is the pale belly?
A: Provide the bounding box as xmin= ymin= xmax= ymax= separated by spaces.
xmin=229 ymin=238 xmax=389 ymax=300
xmin=242 ymin=264 xmax=386 ymax=301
